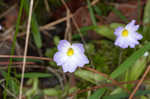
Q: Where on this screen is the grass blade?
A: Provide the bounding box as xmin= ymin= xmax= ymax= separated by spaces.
xmin=24 ymin=0 xmax=42 ymax=48
xmin=16 ymin=72 xmax=52 ymax=78
xmin=89 ymin=88 xmax=106 ymax=99
xmin=143 ymin=0 xmax=150 ymax=40
xmin=112 ymin=7 xmax=128 ymax=23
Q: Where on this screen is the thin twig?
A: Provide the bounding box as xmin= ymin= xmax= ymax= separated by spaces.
xmin=0 ymin=65 xmax=44 ymax=69
xmin=0 ymin=61 xmax=35 ymax=65
xmin=59 ymin=0 xmax=89 ymax=56
xmin=129 ymin=66 xmax=150 ymax=99
xmin=61 ymin=0 xmax=72 ymax=41
xmin=0 ymin=4 xmax=17 ymax=19
xmin=0 ymin=55 xmax=52 ymax=61
xmin=44 ymin=0 xmax=50 ymax=13
xmin=69 ymin=79 xmax=139 ymax=96
xmin=91 ymin=0 xmax=99 ymax=6
xmin=19 ymin=0 xmax=34 ymax=99
xmin=40 ymin=0 xmax=99 ymax=30
xmin=39 ymin=14 xmax=73 ymax=30
xmin=84 ymin=67 xmax=130 ymax=93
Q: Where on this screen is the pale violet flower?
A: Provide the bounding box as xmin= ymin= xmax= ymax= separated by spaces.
xmin=114 ymin=20 xmax=143 ymax=48
xmin=53 ymin=40 xmax=89 ymax=72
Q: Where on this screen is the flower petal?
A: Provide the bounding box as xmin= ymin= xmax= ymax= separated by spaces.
xmin=62 ymin=62 xmax=78 ymax=72
xmin=57 ymin=40 xmax=70 ymax=51
xmin=53 ymin=52 xmax=68 ymax=66
xmin=72 ymin=53 xmax=89 ymax=67
xmin=114 ymin=27 xmax=124 ymax=36
xmin=72 ymin=43 xmax=85 ymax=53
xmin=115 ymin=37 xmax=128 ymax=48
xmin=126 ymin=20 xmax=139 ymax=32
xmin=126 ymin=20 xmax=136 ymax=29
xmin=134 ymin=32 xmax=143 ymax=40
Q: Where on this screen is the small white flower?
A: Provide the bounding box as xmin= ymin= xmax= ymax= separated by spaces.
xmin=53 ymin=40 xmax=89 ymax=72
xmin=114 ymin=20 xmax=143 ymax=48
xmin=144 ymin=51 xmax=149 ymax=57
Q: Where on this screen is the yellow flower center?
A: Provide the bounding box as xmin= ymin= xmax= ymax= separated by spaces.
xmin=67 ymin=48 xmax=74 ymax=56
xmin=122 ymin=29 xmax=129 ymax=37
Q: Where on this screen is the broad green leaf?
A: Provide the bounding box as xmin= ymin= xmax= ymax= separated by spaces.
xmin=94 ymin=23 xmax=124 ymax=40
xmin=94 ymin=25 xmax=115 ymax=40
xmin=26 ymin=78 xmax=39 ymax=97
xmin=104 ymin=92 xmax=128 ymax=99
xmin=125 ymin=55 xmax=147 ymax=89
xmin=80 ymin=25 xmax=98 ymax=32
xmin=16 ymin=72 xmax=52 ymax=78
xmin=74 ymin=69 xmax=105 ymax=84
xmin=24 ymin=0 xmax=42 ymax=48
xmin=140 ymin=96 xmax=148 ymax=99
xmin=43 ymin=88 xmax=62 ymax=96
xmin=110 ymin=88 xmax=123 ymax=95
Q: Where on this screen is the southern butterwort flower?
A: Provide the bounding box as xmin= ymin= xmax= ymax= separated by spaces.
xmin=53 ymin=40 xmax=89 ymax=72
xmin=114 ymin=20 xmax=143 ymax=48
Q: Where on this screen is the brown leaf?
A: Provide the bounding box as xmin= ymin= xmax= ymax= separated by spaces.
xmin=73 ymin=7 xmax=92 ymax=28
xmin=3 ymin=6 xmax=18 ymax=29
xmin=73 ymin=7 xmax=102 ymax=40
xmin=107 ymin=1 xmax=145 ymax=23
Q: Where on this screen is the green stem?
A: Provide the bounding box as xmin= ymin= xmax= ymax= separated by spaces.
xmin=87 ymin=0 xmax=97 ymax=25
xmin=3 ymin=0 xmax=25 ymax=99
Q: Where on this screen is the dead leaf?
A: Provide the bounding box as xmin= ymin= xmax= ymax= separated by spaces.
xmin=107 ymin=1 xmax=145 ymax=23
xmin=73 ymin=7 xmax=92 ymax=28
xmin=3 ymin=6 xmax=18 ymax=29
